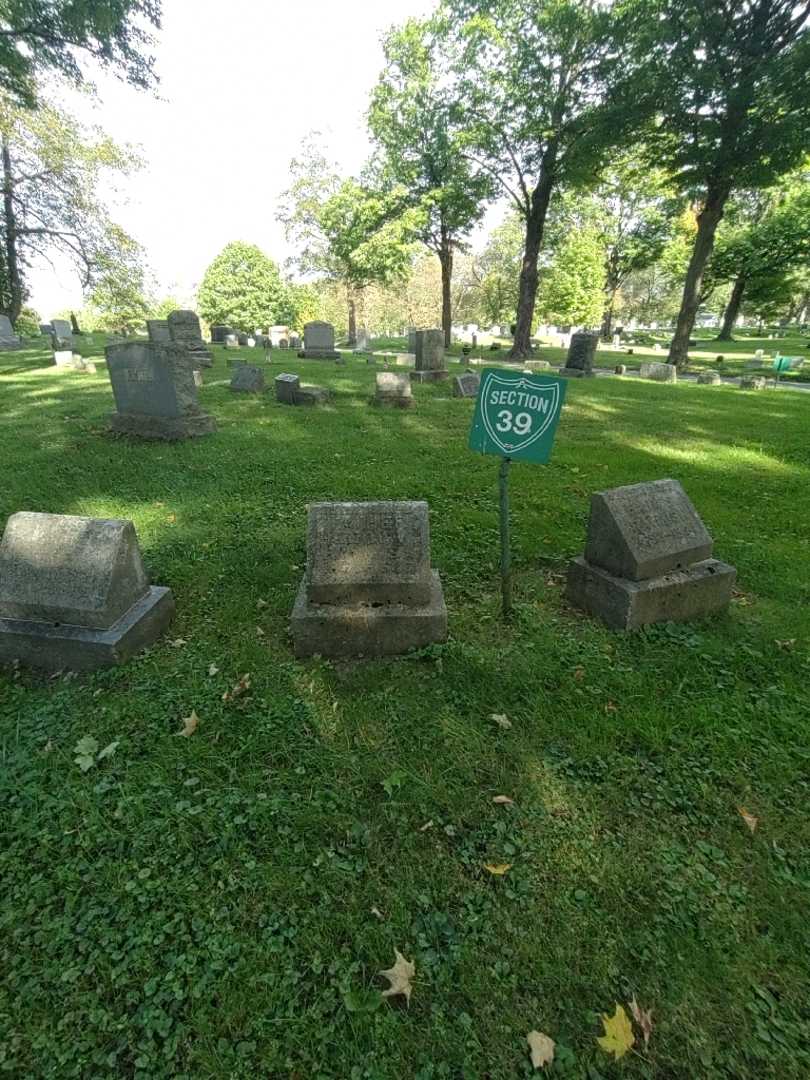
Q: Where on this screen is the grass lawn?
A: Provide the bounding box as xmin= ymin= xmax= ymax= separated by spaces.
xmin=2 ymin=335 xmax=810 ymax=1078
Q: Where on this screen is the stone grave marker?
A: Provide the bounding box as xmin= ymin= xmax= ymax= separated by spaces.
xmin=39 ymin=323 xmax=53 ymax=336
xmin=53 ymin=350 xmax=74 ymax=368
xmin=697 ymin=371 xmax=722 ymax=385
xmin=407 ymin=328 xmax=417 ymax=354
xmin=614 ymin=364 xmax=627 ymax=375
xmin=566 ymin=479 xmax=735 ymax=629
xmin=230 ymin=364 xmax=265 ymax=393
xmin=51 ymin=319 xmax=73 ymax=349
xmin=269 ymin=325 xmax=289 ymax=347
xmin=0 ymin=511 xmax=174 ymax=670
xmin=210 ymin=325 xmax=231 ymax=344
xmin=355 ymin=327 xmax=371 ymax=352
xmin=301 ymin=321 xmax=339 ymax=359
xmin=560 ymin=330 xmax=598 ymax=378
xmin=740 ymin=375 xmax=767 ymax=390
xmin=373 ymin=371 xmax=413 ymax=408
xmin=411 ymin=329 xmax=448 ymax=383
xmin=237 ymin=332 xmax=248 ymax=346
xmin=225 ymin=334 xmax=239 ymax=349
xmin=291 ymin=500 xmax=447 ymax=658
xmin=523 ymin=360 xmax=551 ymax=371
xmin=105 ymin=341 xmax=216 ymax=439
xmin=640 ymin=361 xmax=677 ymax=383
xmin=0 ymin=314 xmax=21 ymax=350
xmin=146 ymin=319 xmax=171 ymax=343
xmin=274 ymin=372 xmax=328 ymax=405
xmin=167 ymin=309 xmax=213 ymax=368
xmin=453 ymin=372 xmax=480 ymax=398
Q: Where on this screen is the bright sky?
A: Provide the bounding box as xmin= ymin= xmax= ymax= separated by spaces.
xmin=29 ymin=0 xmax=433 ymax=317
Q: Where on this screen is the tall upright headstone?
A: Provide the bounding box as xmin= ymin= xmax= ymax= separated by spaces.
xmin=210 ymin=324 xmax=231 ymax=344
xmin=51 ymin=319 xmax=73 ymax=349
xmin=560 ymin=331 xmax=598 ymax=378
xmin=566 ymin=479 xmax=736 ymax=629
xmin=146 ymin=319 xmax=171 ymax=343
xmin=105 ymin=341 xmax=216 ymax=439
xmin=354 ymin=326 xmax=371 ymax=352
xmin=0 ymin=315 xmax=21 ymax=350
xmin=301 ymin=321 xmax=340 ymax=359
xmin=167 ymin=310 xmax=213 ymax=368
xmin=411 ymin=329 xmax=448 ymax=383
xmin=230 ymin=364 xmax=265 ymax=393
xmin=291 ymin=501 xmax=447 ymax=657
xmin=0 ymin=512 xmax=174 ymax=670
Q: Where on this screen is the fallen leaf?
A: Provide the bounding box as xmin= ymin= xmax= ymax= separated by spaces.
xmin=256 ymin=598 xmax=268 ymax=609
xmin=97 ymin=740 xmax=119 ymax=761
xmin=370 ymin=906 xmax=384 ymax=920
xmin=255 ymin=626 xmax=265 ymax=637
xmin=775 ymin=638 xmax=795 ymax=651
xmin=492 ymin=795 xmax=514 ymax=805
xmin=222 ymin=673 xmax=251 ymax=703
xmin=738 ymin=806 xmax=758 ymax=833
xmin=73 ymin=735 xmax=99 ymax=772
xmin=207 ymin=663 xmax=219 ymax=677
xmin=166 ymin=513 xmax=176 ymax=523
xmin=169 ymin=638 xmax=187 ymax=648
xmin=378 ymin=950 xmax=415 ymax=1005
xmin=491 ymin=713 xmax=512 ymax=729
xmin=629 ymin=996 xmax=654 ymax=1051
xmin=43 ymin=739 xmax=53 ymax=753
xmin=419 ymin=820 xmax=434 ymax=831
xmin=177 ymin=710 xmax=200 ymax=737
xmin=527 ymin=1030 xmax=555 ymax=1069
xmin=604 ymin=700 xmax=618 ymax=713
xmin=573 ymin=666 xmax=586 ymax=682
xmin=597 ymin=1004 xmax=635 ymax=1059
xmin=483 ymin=862 xmax=512 ymax=875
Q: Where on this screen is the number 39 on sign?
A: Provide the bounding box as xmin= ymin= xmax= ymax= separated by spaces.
xmin=468 ymin=368 xmax=567 ymax=463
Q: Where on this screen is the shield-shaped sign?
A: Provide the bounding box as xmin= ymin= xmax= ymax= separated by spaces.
xmin=468 ymin=368 xmax=567 ymax=463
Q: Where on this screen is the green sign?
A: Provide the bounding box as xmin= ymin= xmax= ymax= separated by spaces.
xmin=773 ymin=354 xmax=792 ymax=373
xmin=468 ymin=368 xmax=567 ymax=463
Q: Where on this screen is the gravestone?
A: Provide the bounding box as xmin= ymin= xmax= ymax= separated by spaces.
xmin=0 ymin=512 xmax=174 ymax=670
xmin=225 ymin=334 xmax=239 ymax=348
xmin=146 ymin=319 xmax=171 ymax=343
xmin=411 ymin=329 xmax=448 ymax=383
xmin=230 ymin=364 xmax=265 ymax=393
xmin=210 ymin=324 xmax=231 ymax=344
xmin=560 ymin=331 xmax=598 ymax=378
xmin=289 ymin=333 xmax=301 ymax=349
xmin=614 ymin=364 xmax=627 ymax=375
xmin=39 ymin=323 xmax=53 ymax=336
xmin=739 ymin=375 xmax=767 ymax=390
xmin=274 ymin=372 xmax=329 ymax=405
xmin=453 ymin=372 xmax=480 ymax=398
xmin=355 ymin=326 xmax=371 ymax=352
xmin=105 ymin=341 xmax=216 ymax=439
xmin=53 ymin=350 xmax=74 ymax=368
xmin=407 ymin=328 xmax=417 ymax=354
xmin=291 ymin=501 xmax=447 ymax=658
xmin=566 ymin=479 xmax=735 ymax=630
xmin=51 ymin=319 xmax=73 ymax=349
xmin=373 ymin=371 xmax=413 ymax=408
xmin=697 ymin=371 xmax=722 ymax=385
xmin=269 ymin=325 xmax=289 ymax=347
xmin=0 ymin=314 xmax=21 ymax=349
xmin=640 ymin=361 xmax=677 ymax=383
xmin=301 ymin=321 xmax=339 ymax=359
xmin=167 ymin=309 xmax=213 ymax=368
xmin=523 ymin=360 xmax=551 ymax=371
xmin=237 ymin=332 xmax=248 ymax=346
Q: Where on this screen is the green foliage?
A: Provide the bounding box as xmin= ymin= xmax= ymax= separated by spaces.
xmin=537 ymin=225 xmax=606 ymax=326
xmin=83 ymin=227 xmax=150 ymax=333
xmin=0 ymin=0 xmax=161 ymax=108
xmin=197 ymin=242 xmax=291 ymax=331
xmin=474 ymin=212 xmax=524 ymax=325
xmin=286 ymin=282 xmax=322 ymax=332
xmin=151 ymin=295 xmax=184 ymax=320
xmin=13 ymin=305 xmax=40 ymax=335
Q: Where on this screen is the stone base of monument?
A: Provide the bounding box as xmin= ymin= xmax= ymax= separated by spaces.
xmin=291 ymin=572 xmax=447 ymax=658
xmin=559 ymin=366 xmax=594 ymax=378
xmin=53 ymin=350 xmax=74 ymax=368
xmin=0 ymin=586 xmax=175 ymax=671
xmin=640 ymin=361 xmax=677 ymax=383
xmin=294 ymin=385 xmax=330 ymax=405
xmin=299 ymin=349 xmax=340 ymax=360
xmin=410 ymin=369 xmax=449 ymax=383
xmin=109 ymin=411 xmax=217 ymax=440
xmin=697 ymin=371 xmax=722 ymax=385
xmin=566 ymin=556 xmax=736 ymax=631
xmin=739 ymin=375 xmax=767 ymax=390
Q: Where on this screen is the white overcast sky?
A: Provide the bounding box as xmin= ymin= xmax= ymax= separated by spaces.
xmin=30 ymin=0 xmax=438 ymax=316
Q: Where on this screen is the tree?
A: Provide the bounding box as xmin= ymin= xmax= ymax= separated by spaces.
xmin=0 ymin=95 xmax=141 ymax=324
xmin=198 ymin=241 xmax=291 ymax=331
xmin=278 ymin=141 xmax=423 ymax=342
xmin=536 ymin=224 xmax=606 ymax=327
xmin=620 ymin=0 xmax=810 ymax=366
xmin=447 ymin=0 xmax=620 ymax=358
xmin=369 ymin=17 xmax=492 ymax=345
xmin=0 ymin=0 xmax=161 ymax=108
xmin=474 ymin=211 xmax=524 ymax=326
xmin=83 ymin=227 xmax=150 ymax=333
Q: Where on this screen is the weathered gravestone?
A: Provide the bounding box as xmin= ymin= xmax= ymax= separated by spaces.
xmin=739 ymin=375 xmax=767 ymax=390
xmin=39 ymin=323 xmax=53 ymax=336
xmin=614 ymin=364 xmax=627 ymax=376
xmin=51 ymin=319 xmax=73 ymax=349
xmin=697 ymin=371 xmax=722 ymax=385
xmin=411 ymin=329 xmax=448 ymax=383
xmin=453 ymin=372 xmax=480 ymax=398
xmin=53 ymin=350 xmax=75 ymax=368
xmin=237 ymin=332 xmax=248 ymax=346
xmin=560 ymin=331 xmax=598 ymax=378
xmin=301 ymin=321 xmax=340 ymax=359
xmin=225 ymin=334 xmax=239 ymax=349
xmin=146 ymin=319 xmax=171 ymax=344
xmin=373 ymin=371 xmax=413 ymax=408
xmin=167 ymin=309 xmax=212 ymax=368
xmin=640 ymin=361 xmax=678 ymax=383
xmin=0 ymin=512 xmax=174 ymax=670
xmin=105 ymin=341 xmax=216 ymax=439
xmin=566 ymin=479 xmax=736 ymax=630
xmin=291 ymin=501 xmax=447 ymax=658
xmin=269 ymin=326 xmax=289 ymax=347
xmin=210 ymin=324 xmax=231 ymax=344
xmin=523 ymin=359 xmax=551 ymax=371
xmin=407 ymin=328 xmax=418 ymax=354
xmin=274 ymin=372 xmax=329 ymax=405
xmin=230 ymin=363 xmax=265 ymax=393
xmin=355 ymin=327 xmax=371 ymax=352
xmin=0 ymin=314 xmax=21 ymax=349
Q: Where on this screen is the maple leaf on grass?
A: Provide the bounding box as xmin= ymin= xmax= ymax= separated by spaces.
xmin=738 ymin=806 xmax=758 ymax=833
xmin=378 ymin=950 xmax=415 ymax=1006
xmin=598 ymin=1004 xmax=635 ymax=1059
xmin=483 ymin=862 xmax=512 ymax=876
xmin=629 ymin=996 xmax=653 ymax=1051
xmin=177 ymin=711 xmax=200 ymax=737
xmin=526 ymin=1030 xmax=555 ymax=1069
xmin=222 ymin=673 xmax=251 ymax=703
xmin=492 ymin=795 xmax=514 ymax=805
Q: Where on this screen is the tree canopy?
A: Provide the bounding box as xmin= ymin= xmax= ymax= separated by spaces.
xmin=197 ymin=242 xmax=292 ymax=331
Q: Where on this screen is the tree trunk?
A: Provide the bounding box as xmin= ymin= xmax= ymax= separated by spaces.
xmin=669 ymin=184 xmax=731 ymax=367
xmin=716 ymin=275 xmax=746 ymax=340
xmin=1 ymin=135 xmax=24 ymax=324
xmin=346 ymin=286 xmax=356 ymax=345
xmin=509 ymin=152 xmax=557 ymax=360
xmin=438 ymin=232 xmax=453 ymax=348
xmin=601 ymin=288 xmax=618 ymax=342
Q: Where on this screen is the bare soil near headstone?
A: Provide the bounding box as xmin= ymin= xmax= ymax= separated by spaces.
xmin=1 ymin=333 xmax=809 ymax=1078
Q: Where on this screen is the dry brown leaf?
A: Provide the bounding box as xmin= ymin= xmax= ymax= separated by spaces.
xmin=738 ymin=806 xmax=758 ymax=833
xmin=491 ymin=713 xmax=512 ymax=729
xmin=483 ymin=862 xmax=512 ymax=876
xmin=573 ymin=666 xmax=586 ymax=682
xmin=169 ymin=638 xmax=187 ymax=648
xmin=166 ymin=513 xmax=176 ymax=524
xmin=177 ymin=710 xmax=199 ymax=737
xmin=378 ymin=950 xmax=415 ymax=1005
xmin=604 ymin=700 xmax=618 ymax=713
xmin=492 ymin=795 xmax=514 ymax=805
xmin=222 ymin=673 xmax=251 ymax=703
xmin=629 ymin=996 xmax=654 ymax=1051
xmin=527 ymin=1030 xmax=555 ymax=1069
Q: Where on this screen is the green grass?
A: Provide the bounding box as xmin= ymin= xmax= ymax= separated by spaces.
xmin=2 ymin=335 xmax=810 ymax=1078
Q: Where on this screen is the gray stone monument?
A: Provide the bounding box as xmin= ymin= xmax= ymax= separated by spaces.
xmin=146 ymin=319 xmax=171 ymax=343
xmin=301 ymin=321 xmax=339 ymax=360
xmin=167 ymin=309 xmax=213 ymax=368
xmin=105 ymin=341 xmax=216 ymax=439
xmin=640 ymin=361 xmax=678 ymax=383
xmin=39 ymin=323 xmax=53 ymax=336
xmin=291 ymin=501 xmax=448 ymax=658
xmin=614 ymin=364 xmax=627 ymax=375
xmin=274 ymin=372 xmax=329 ymax=405
xmin=53 ymin=350 xmax=75 ymax=368
xmin=411 ymin=329 xmax=448 ymax=383
xmin=51 ymin=318 xmax=73 ymax=349
xmin=269 ymin=325 xmax=289 ymax=347
xmin=289 ymin=333 xmax=301 ymax=349
xmin=225 ymin=334 xmax=239 ymax=349
xmin=697 ymin=371 xmax=722 ymax=385
xmin=407 ymin=328 xmax=417 ymax=354
xmin=560 ymin=331 xmax=598 ymax=378
xmin=210 ymin=324 xmax=231 ymax=344
xmin=453 ymin=372 xmax=480 ymax=398
xmin=523 ymin=360 xmax=551 ymax=371
xmin=0 ymin=512 xmax=174 ymax=671
xmin=0 ymin=314 xmax=21 ymax=350
xmin=230 ymin=364 xmax=265 ymax=393
xmin=739 ymin=375 xmax=767 ymax=390
xmin=373 ymin=371 xmax=413 ymax=408
xmin=354 ymin=326 xmax=371 ymax=352
xmin=566 ymin=479 xmax=736 ymax=630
